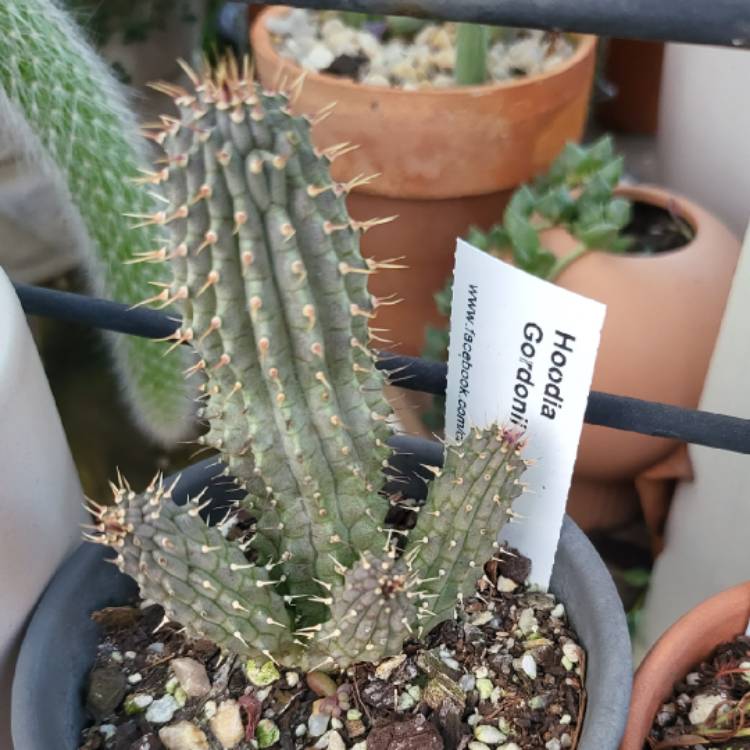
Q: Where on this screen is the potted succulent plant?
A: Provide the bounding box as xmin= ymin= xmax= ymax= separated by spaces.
xmin=620 ymin=582 xmax=750 ymax=749
xmin=12 ymin=59 xmax=631 ymax=750
xmin=250 ymin=6 xmax=598 ymax=355
xmin=421 ymin=136 xmax=740 ymax=533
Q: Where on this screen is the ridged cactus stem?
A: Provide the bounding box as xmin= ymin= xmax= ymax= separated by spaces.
xmin=142 ymin=61 xmax=401 ymax=623
xmin=0 ymin=0 xmax=193 ymax=444
xmin=92 ymin=56 xmax=533 ymax=672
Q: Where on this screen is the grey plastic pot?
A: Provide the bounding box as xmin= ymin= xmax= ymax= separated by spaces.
xmin=11 ymin=455 xmax=632 ymax=749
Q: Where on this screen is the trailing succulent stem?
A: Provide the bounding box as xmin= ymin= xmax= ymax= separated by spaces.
xmin=91 ymin=57 xmax=529 ymax=671
xmin=0 ymin=0 xmax=192 ymax=444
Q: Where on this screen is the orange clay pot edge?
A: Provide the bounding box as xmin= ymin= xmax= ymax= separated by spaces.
xmin=550 ymin=183 xmax=721 ymax=269
xmin=250 ymin=7 xmax=597 ymax=198
xmin=620 ymin=582 xmax=750 ymax=750
xmin=250 ymin=7 xmax=597 ymax=99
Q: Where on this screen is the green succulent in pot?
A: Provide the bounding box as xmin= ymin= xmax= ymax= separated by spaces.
xmin=89 ymin=58 xmax=532 ymax=672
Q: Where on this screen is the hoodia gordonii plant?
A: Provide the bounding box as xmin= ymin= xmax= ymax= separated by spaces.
xmin=89 ymin=58 xmax=529 ymax=672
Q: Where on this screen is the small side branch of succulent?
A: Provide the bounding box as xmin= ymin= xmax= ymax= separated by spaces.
xmin=404 ymin=426 xmax=527 ymax=631
xmin=87 ymin=474 xmax=298 ymax=664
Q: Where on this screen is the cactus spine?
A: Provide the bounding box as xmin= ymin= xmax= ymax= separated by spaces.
xmin=0 ymin=0 xmax=192 ymax=444
xmin=90 ymin=58 xmax=529 ymax=670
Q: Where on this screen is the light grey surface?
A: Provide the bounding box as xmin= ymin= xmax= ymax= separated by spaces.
xmin=12 ymin=483 xmax=631 ymax=749
xmin=553 ymin=516 xmax=633 ymax=749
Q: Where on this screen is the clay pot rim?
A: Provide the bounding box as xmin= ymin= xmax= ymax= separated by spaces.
xmin=251 ymin=5 xmax=597 ymax=99
xmin=622 ymin=581 xmax=750 ymax=750
xmin=586 ymin=183 xmax=707 ymax=262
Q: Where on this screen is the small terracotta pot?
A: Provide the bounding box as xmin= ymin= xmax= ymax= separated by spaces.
xmin=545 ymin=184 xmax=740 ymax=481
xmin=251 ymin=8 xmax=597 ymax=354
xmin=620 ymin=582 xmax=750 ymax=750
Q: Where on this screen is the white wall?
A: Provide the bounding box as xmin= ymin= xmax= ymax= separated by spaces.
xmin=658 ymin=43 xmax=750 ymax=236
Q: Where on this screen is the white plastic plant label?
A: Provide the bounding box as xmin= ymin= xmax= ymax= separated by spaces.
xmin=444 ymin=239 xmax=606 ymax=587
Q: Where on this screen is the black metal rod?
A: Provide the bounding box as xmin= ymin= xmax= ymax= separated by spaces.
xmin=14 ymin=282 xmax=178 ymax=340
xmin=247 ymin=0 xmax=750 ymax=48
xmin=14 ymin=282 xmax=750 ymax=454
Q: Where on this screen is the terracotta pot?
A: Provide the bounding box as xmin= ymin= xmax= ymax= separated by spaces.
xmin=545 ymin=184 xmax=740 ymax=481
xmin=251 ymin=8 xmax=598 ymax=354
xmin=620 ymin=582 xmax=750 ymax=750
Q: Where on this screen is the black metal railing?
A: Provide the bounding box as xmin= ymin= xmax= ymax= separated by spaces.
xmin=14 ymin=282 xmax=750 ymax=456
xmin=242 ymin=0 xmax=750 ymax=48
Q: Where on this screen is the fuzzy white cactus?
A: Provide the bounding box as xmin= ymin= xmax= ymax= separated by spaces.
xmin=0 ymin=0 xmax=194 ymax=444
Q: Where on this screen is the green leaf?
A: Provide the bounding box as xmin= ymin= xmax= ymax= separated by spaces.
xmin=486 ymin=224 xmax=511 ymax=254
xmin=606 ymin=197 xmax=632 ymax=229
xmin=433 ymin=278 xmax=454 ymax=316
xmin=587 ymin=134 xmax=615 ymax=165
xmin=576 ymin=221 xmax=620 ymax=248
xmin=385 ymin=15 xmax=428 ymax=36
xmin=422 ymin=326 xmax=450 ymax=362
xmin=465 ymin=225 xmax=490 ymax=251
xmin=506 ymin=184 xmax=537 ymax=217
xmin=598 ymin=155 xmax=625 ymax=188
xmin=523 ymin=249 xmax=557 ymax=279
xmin=504 ymin=207 xmax=541 ymax=267
xmin=535 ymin=185 xmax=574 ymax=223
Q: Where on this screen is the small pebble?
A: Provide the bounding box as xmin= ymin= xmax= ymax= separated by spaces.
xmin=128 ymin=673 xmax=143 ymax=685
xmin=496 ymin=576 xmax=518 ymax=593
xmin=518 ymin=608 xmax=538 ymax=635
xmin=286 ymin=671 xmax=300 ymax=687
xmin=171 ymin=657 xmax=211 ymax=697
xmin=124 ymin=693 xmax=154 ymax=714
xmin=475 ymin=725 xmax=505 ymax=744
xmin=560 ymin=734 xmax=572 ymax=748
xmin=471 ymin=611 xmax=494 ymax=626
xmin=689 ymin=693 xmax=726 ymax=725
xmin=308 ymin=712 xmax=330 ymax=737
xmin=295 ymin=724 xmax=307 ymax=737
xmin=110 ymin=651 xmax=123 ymax=663
xmin=469 ymin=743 xmax=491 ymax=750
xmin=327 ymin=730 xmax=346 ymax=750
xmin=560 ymin=714 xmax=571 ymax=725
xmin=245 ymin=659 xmax=281 ymax=687
xmin=124 ymin=651 xmax=136 ymax=660
xmin=203 ymin=701 xmax=217 ymax=720
xmin=519 ymin=653 xmax=537 ymax=679
xmin=146 ymin=694 xmax=179 ymax=724
xmin=147 ymin=642 xmax=166 ymax=655
xmin=476 ymin=678 xmax=493 ymax=701
xmin=551 ymin=603 xmax=565 ymax=619
xmin=545 ymin=740 xmax=561 ymax=750
xmin=459 ymin=674 xmax=476 ymax=692
xmin=209 ymin=699 xmax=244 ymax=749
xmin=561 ymin=643 xmax=581 ymax=664
xmin=375 ymin=654 xmax=406 ymax=680
xmin=99 ymin=724 xmax=116 ymax=739
xmin=256 ymin=719 xmax=280 ymax=749
xmin=159 ymin=720 xmax=209 ymax=750
xmin=398 ymin=691 xmax=416 ymax=710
